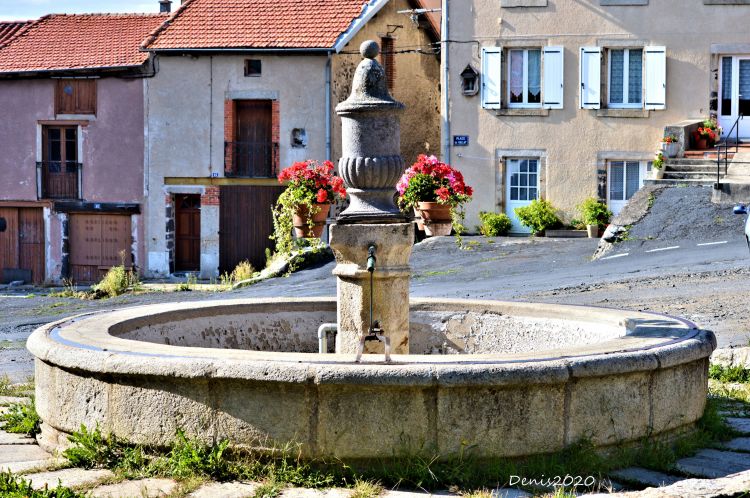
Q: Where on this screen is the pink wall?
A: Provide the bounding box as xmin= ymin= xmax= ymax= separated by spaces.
xmin=0 ymin=77 xmax=145 ymax=203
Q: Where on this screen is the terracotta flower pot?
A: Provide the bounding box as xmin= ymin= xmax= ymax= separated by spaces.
xmin=692 ymin=131 xmax=708 ymax=150
xmin=293 ymin=203 xmax=330 ymax=239
xmin=418 ymin=202 xmax=453 ymax=237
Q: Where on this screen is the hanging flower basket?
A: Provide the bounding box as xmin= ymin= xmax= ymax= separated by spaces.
xmin=293 ymin=203 xmax=330 ymax=238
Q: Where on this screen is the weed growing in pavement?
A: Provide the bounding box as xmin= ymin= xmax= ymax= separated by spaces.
xmin=0 ymin=471 xmax=86 ymax=498
xmin=0 ymin=399 xmax=41 ymax=436
xmin=176 ymin=274 xmax=198 ymax=292
xmin=709 ymin=378 xmax=750 ymax=417
xmin=0 ymin=375 xmax=34 ymax=397
xmin=48 ymin=279 xmax=87 ymax=299
xmin=350 ymin=479 xmax=382 ymax=498
xmin=254 ymin=479 xmax=284 ymax=498
xmin=92 ymin=265 xmax=140 ymax=298
xmin=709 ymin=364 xmax=750 ymax=383
xmin=647 ymin=193 xmax=656 ymax=209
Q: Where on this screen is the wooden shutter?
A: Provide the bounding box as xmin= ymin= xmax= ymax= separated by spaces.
xmin=481 ymin=47 xmax=502 ymax=110
xmin=580 ymin=47 xmax=601 ymax=109
xmin=644 ymin=46 xmax=667 ymax=110
xmin=543 ymin=46 xmax=564 ymax=109
xmin=55 ymin=79 xmax=97 ymax=115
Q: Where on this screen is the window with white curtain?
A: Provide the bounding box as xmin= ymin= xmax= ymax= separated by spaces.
xmin=608 ymin=48 xmax=643 ymax=108
xmin=508 ymin=49 xmax=542 ymax=108
xmin=608 ymin=160 xmax=649 ymax=214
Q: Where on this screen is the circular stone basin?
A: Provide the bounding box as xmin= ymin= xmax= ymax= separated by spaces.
xmin=28 ymin=298 xmax=715 ymax=460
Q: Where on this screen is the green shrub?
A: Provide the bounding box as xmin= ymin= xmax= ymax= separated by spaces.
xmin=478 ymin=212 xmax=512 ymax=237
xmin=513 ymin=199 xmax=561 ymax=234
xmin=577 ymin=197 xmax=612 ymax=229
xmin=92 ymin=265 xmax=139 ymax=298
xmin=0 ymin=400 xmax=40 ymax=436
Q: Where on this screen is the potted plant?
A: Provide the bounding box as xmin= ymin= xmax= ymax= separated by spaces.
xmin=272 ymin=160 xmax=346 ymax=254
xmin=661 ymin=134 xmax=679 ymax=158
xmin=577 ymin=197 xmax=612 ymax=238
xmin=652 ymin=152 xmax=665 ymax=179
xmin=397 ymin=155 xmax=473 ymax=237
xmin=693 ymin=119 xmax=721 ymax=149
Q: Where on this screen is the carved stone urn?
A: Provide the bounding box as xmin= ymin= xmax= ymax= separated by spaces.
xmin=335 ymin=40 xmax=407 ymax=224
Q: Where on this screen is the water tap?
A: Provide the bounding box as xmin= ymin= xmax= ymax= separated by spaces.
xmin=367 ymin=245 xmax=377 ymax=273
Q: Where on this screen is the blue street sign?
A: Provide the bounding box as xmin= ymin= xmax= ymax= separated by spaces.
xmin=453 ymin=135 xmax=469 ymax=146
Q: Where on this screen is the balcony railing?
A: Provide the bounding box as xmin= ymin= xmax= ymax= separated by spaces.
xmin=224 ymin=141 xmax=278 ymax=178
xmin=37 ymin=161 xmax=82 ymax=200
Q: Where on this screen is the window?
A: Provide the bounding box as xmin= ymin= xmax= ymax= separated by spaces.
xmin=580 ymin=46 xmax=666 ymax=110
xmin=40 ymin=125 xmax=80 ymax=199
xmin=608 ymin=49 xmax=643 ymax=108
xmin=244 ymin=59 xmax=262 ymax=77
xmin=508 ymin=49 xmax=542 ymax=107
xmin=55 ymin=79 xmax=96 ymax=115
xmin=608 ymin=160 xmax=649 ymax=214
xmin=481 ymin=46 xmax=564 ymax=110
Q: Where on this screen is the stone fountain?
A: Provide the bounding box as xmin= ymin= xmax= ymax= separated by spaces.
xmin=27 ymin=42 xmax=716 ymax=461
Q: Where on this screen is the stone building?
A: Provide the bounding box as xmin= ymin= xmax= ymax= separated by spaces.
xmin=0 ymin=14 xmax=166 ymax=283
xmin=140 ymin=0 xmax=440 ymax=279
xmin=443 ymin=0 xmax=750 ymax=232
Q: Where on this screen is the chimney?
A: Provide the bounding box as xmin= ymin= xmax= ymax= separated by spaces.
xmin=159 ymin=0 xmax=172 ymax=13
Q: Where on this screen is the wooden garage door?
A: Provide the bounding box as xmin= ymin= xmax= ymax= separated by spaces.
xmin=70 ymin=214 xmax=132 ymax=283
xmin=219 ymin=185 xmax=285 ymax=273
xmin=0 ymin=207 xmax=44 ymax=284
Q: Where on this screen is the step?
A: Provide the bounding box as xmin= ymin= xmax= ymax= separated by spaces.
xmin=187 ymin=481 xmax=259 ymax=498
xmin=675 ymin=449 xmax=750 ymax=478
xmin=644 ymin=178 xmax=722 ymax=185
xmin=90 ymin=478 xmax=179 ymax=497
xmin=728 ymin=417 xmax=750 ymax=434
xmin=663 ymin=161 xmax=724 ymax=169
xmin=662 ymin=174 xmax=721 ymax=181
xmin=723 ymin=438 xmax=750 ymax=452
xmin=23 ymin=468 xmax=114 ymax=490
xmin=610 ymin=467 xmax=683 ymax=488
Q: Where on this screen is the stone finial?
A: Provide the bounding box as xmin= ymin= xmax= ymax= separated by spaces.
xmin=335 ymin=40 xmax=406 ymax=223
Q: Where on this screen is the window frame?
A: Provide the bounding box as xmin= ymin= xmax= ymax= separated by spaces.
xmin=507 ymin=48 xmax=543 ymax=109
xmin=607 ymin=48 xmax=644 ymax=109
xmin=607 ymin=159 xmax=649 ymax=206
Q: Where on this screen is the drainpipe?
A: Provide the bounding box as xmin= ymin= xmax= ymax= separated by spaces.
xmin=440 ymin=0 xmax=450 ymax=162
xmin=318 ymin=323 xmax=338 ymax=354
xmin=326 ymin=51 xmax=333 ymax=161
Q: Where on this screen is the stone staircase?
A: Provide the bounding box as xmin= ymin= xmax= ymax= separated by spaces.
xmin=647 ymin=154 xmax=731 ymax=186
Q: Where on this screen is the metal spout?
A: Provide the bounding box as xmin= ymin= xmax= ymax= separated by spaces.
xmin=367 ymin=245 xmax=377 ymax=273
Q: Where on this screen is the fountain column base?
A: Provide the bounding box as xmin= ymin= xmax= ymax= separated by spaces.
xmin=330 ymin=223 xmax=413 ymax=356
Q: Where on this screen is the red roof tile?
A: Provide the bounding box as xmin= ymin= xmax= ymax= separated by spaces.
xmin=0 ymin=21 xmax=30 ymax=47
xmin=0 ymin=14 xmax=168 ymax=74
xmin=142 ymin=0 xmax=371 ymax=50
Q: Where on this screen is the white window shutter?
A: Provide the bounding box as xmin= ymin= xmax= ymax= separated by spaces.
xmin=644 ymin=46 xmax=666 ymax=110
xmin=543 ymin=46 xmax=564 ymax=109
xmin=580 ymin=47 xmax=601 ymax=109
xmin=481 ymin=47 xmax=502 ymax=110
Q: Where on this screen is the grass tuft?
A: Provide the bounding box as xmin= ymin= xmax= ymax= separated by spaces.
xmin=709 ymin=364 xmax=750 ymax=383
xmin=351 ymin=479 xmax=382 ymax=498
xmin=0 ymin=471 xmax=85 ymax=497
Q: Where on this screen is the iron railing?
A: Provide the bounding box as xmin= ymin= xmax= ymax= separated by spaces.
xmin=37 ymin=161 xmax=82 ymax=200
xmin=716 ymin=114 xmax=743 ymax=188
xmin=224 ymin=141 xmax=278 ymax=178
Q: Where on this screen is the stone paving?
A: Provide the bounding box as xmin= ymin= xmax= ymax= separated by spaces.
xmin=1 ymin=392 xmax=750 ymax=497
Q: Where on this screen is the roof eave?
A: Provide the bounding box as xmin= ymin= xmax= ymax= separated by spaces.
xmin=143 ymin=46 xmax=335 ymax=54
xmin=0 ymin=62 xmax=152 ymax=79
xmin=333 ymin=0 xmax=391 ymax=53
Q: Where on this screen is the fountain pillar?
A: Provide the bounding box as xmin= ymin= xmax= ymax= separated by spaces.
xmin=330 ymin=41 xmax=413 ymax=356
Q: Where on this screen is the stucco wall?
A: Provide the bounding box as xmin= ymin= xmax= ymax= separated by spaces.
xmin=0 ymin=77 xmax=146 ymax=282
xmin=332 ymin=0 xmax=441 ymax=165
xmin=446 ymin=0 xmax=750 ymax=227
xmin=144 ymin=54 xmax=329 ymax=277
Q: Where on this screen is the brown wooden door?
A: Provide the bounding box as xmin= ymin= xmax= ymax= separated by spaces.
xmin=220 ymin=185 xmax=284 ymax=273
xmin=0 ymin=207 xmax=44 ymax=284
xmin=70 ymin=214 xmax=132 ymax=283
xmin=235 ymin=100 xmax=273 ymax=177
xmin=174 ymin=194 xmax=201 ymax=272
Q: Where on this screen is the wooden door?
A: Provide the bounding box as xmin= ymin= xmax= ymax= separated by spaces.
xmin=174 ymin=194 xmax=201 ymax=272
xmin=220 ymin=185 xmax=284 ymax=273
xmin=70 ymin=214 xmax=132 ymax=282
xmin=235 ymin=100 xmax=273 ymax=177
xmin=0 ymin=207 xmax=44 ymax=284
